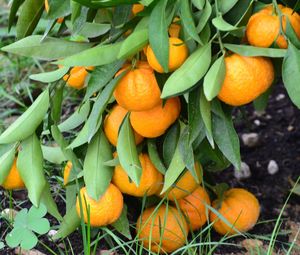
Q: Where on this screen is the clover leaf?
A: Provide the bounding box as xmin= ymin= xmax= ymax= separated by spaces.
xmin=5 ymin=204 xmax=50 ymax=250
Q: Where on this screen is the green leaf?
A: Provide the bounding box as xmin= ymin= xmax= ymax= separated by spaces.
xmin=147 ymin=139 xmax=166 ymax=174
xmin=85 ymin=60 xmax=124 ymax=101
xmin=212 ymin=16 xmax=243 ymax=32
xmin=8 ymin=0 xmax=25 ymax=31
xmin=42 ymin=145 xmax=66 ymax=164
xmin=0 ymin=90 xmax=49 ymax=144
xmin=163 ymin=122 xmax=180 ymax=168
xmin=118 ymin=29 xmax=149 ymax=59
xmin=51 ymin=83 xmax=64 ymax=124
xmin=112 ymin=205 xmax=132 ymax=239
xmin=253 ymin=86 xmax=273 ymax=112
xmin=224 ymin=44 xmax=286 ymax=58
xmin=161 ymin=43 xmax=211 ymax=98
xmin=282 ymin=43 xmax=300 ymax=109
xmin=203 ymin=54 xmax=226 ymax=101
xmin=56 ymin=42 xmax=122 ymax=67
xmin=27 ymin=204 xmax=50 ymax=235
xmin=180 ymin=0 xmax=202 ymax=44
xmin=0 ymin=145 xmax=16 ymax=185
xmin=286 ymin=18 xmax=300 ymax=49
xmin=196 ymin=0 xmax=212 ymax=33
xmin=149 ymin=0 xmax=169 ymax=72
xmin=1 ymin=35 xmax=92 ymax=60
xmin=17 ymin=134 xmax=46 ymax=207
xmin=212 ymin=101 xmax=241 ymax=170
xmin=161 ymin=143 xmax=186 ymax=194
xmin=29 ymin=66 xmax=69 ymax=83
xmin=70 ymin=22 xmax=111 ymax=38
xmin=218 ymin=0 xmax=239 ymax=14
xmin=117 ymin=114 xmax=142 ymax=186
xmin=200 ymin=88 xmax=213 ymax=146
xmin=84 ymin=131 xmax=113 ymax=200
xmin=53 ymin=205 xmax=81 ymax=240
xmin=192 ymin=0 xmax=205 ymax=10
xmin=46 ymin=0 xmax=71 ymax=20
xmin=16 ymin=0 xmax=44 ymax=39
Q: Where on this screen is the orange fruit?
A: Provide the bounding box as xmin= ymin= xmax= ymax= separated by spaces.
xmin=112 ymin=153 xmax=163 ymax=197
xmin=132 ymin=4 xmax=144 ymax=15
xmin=217 ymin=54 xmax=274 ymax=106
xmin=103 ymin=104 xmax=144 ymax=146
xmin=1 ymin=158 xmax=25 ymax=190
xmin=246 ymin=4 xmax=300 ymax=49
xmin=159 ymin=163 xmax=202 ymax=201
xmin=136 ymin=204 xmax=188 ymax=253
xmin=210 ymin=188 xmax=260 ymax=235
xmin=130 ymin=97 xmax=181 ymax=138
xmin=146 ymin=37 xmax=188 ymax=73
xmin=63 ymin=161 xmax=72 ymax=185
xmin=113 ymin=61 xmax=161 ymax=111
xmin=168 ymin=17 xmax=181 ymax=37
xmin=63 ymin=66 xmax=94 ymax=90
xmin=178 ymin=186 xmax=211 ymax=231
xmin=76 ymin=184 xmax=123 ymax=227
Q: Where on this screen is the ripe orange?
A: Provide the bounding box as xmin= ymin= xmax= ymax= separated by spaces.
xmin=210 ymin=188 xmax=260 ymax=235
xmin=112 ymin=153 xmax=163 ymax=197
xmin=246 ymin=4 xmax=300 ymax=49
xmin=130 ymin=97 xmax=181 ymax=138
xmin=178 ymin=186 xmax=211 ymax=231
xmin=132 ymin=4 xmax=144 ymax=15
xmin=113 ymin=61 xmax=161 ymax=111
xmin=76 ymin=184 xmax=123 ymax=227
xmin=217 ymin=54 xmax=274 ymax=106
xmin=63 ymin=66 xmax=94 ymax=90
xmin=103 ymin=104 xmax=144 ymax=146
xmin=63 ymin=161 xmax=72 ymax=185
xmin=159 ymin=163 xmax=202 ymax=201
xmin=136 ymin=204 xmax=188 ymax=253
xmin=1 ymin=158 xmax=25 ymax=190
xmin=146 ymin=37 xmax=188 ymax=73
xmin=168 ymin=17 xmax=181 ymax=37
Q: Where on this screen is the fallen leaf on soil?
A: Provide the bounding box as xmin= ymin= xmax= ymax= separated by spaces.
xmin=288 ymin=221 xmax=300 ymax=247
xmin=14 ymin=248 xmax=46 ymax=255
xmin=97 ymin=250 xmax=117 ymax=255
xmin=241 ymin=239 xmax=263 ymax=251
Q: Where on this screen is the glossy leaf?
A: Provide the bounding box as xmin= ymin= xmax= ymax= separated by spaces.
xmin=203 ymin=54 xmax=226 ymax=101
xmin=0 ymin=145 xmax=16 ymax=185
xmin=112 ymin=205 xmax=132 ymax=239
xmin=45 ymin=0 xmax=71 ymax=20
xmin=200 ymin=88 xmax=214 ymax=146
xmin=17 ymin=134 xmax=46 ymax=207
xmin=8 ymin=0 xmax=25 ymax=31
xmin=212 ymin=16 xmax=242 ymax=31
xmin=192 ymin=0 xmax=205 ymax=10
xmin=163 ymin=122 xmax=180 ymax=168
xmin=218 ymin=0 xmax=239 ymax=14
xmin=149 ymin=0 xmax=169 ymax=72
xmin=286 ymin=19 xmax=300 ymax=49
xmin=29 ymin=66 xmax=69 ymax=83
xmin=117 ymin=114 xmax=142 ymax=186
xmin=16 ymin=0 xmax=44 ymax=39
xmin=196 ymin=0 xmax=212 ymax=33
xmin=282 ymin=43 xmax=300 ymax=108
xmin=147 ymin=139 xmax=166 ymax=174
xmin=84 ymin=131 xmax=113 ymax=200
xmin=41 ymin=145 xmax=66 ymax=164
xmin=56 ymin=42 xmax=122 ymax=67
xmin=161 ymin=43 xmax=211 ymax=98
xmin=0 ymin=90 xmax=49 ymax=144
xmin=224 ymin=44 xmax=286 ymax=58
xmin=1 ymin=35 xmax=92 ymax=60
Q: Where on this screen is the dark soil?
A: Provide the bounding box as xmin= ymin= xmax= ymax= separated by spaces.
xmin=1 ymin=83 xmax=299 ymax=255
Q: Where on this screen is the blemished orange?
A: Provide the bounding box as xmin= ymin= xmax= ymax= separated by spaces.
xmin=112 ymin=153 xmax=163 ymax=197
xmin=246 ymin=4 xmax=300 ymax=49
xmin=76 ymin=184 xmax=123 ymax=227
xmin=113 ymin=61 xmax=161 ymax=111
xmin=159 ymin=163 xmax=202 ymax=201
xmin=132 ymin=4 xmax=144 ymax=15
xmin=178 ymin=186 xmax=211 ymax=231
xmin=103 ymin=104 xmax=144 ymax=146
xmin=169 ymin=17 xmax=181 ymax=37
xmin=1 ymin=158 xmax=25 ymax=190
xmin=130 ymin=97 xmax=181 ymax=138
xmin=217 ymin=54 xmax=274 ymax=106
xmin=136 ymin=204 xmax=188 ymax=253
xmin=63 ymin=66 xmax=94 ymax=89
xmin=63 ymin=161 xmax=72 ymax=185
xmin=146 ymin=37 xmax=188 ymax=73
xmin=210 ymin=188 xmax=260 ymax=235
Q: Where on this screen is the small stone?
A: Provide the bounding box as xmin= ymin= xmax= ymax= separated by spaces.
xmin=48 ymin=229 xmax=58 ymax=237
xmin=254 ymin=119 xmax=261 ymax=126
xmin=1 ymin=208 xmax=17 ymax=220
xmin=241 ymin=133 xmax=260 ymax=147
xmin=276 ymin=93 xmax=285 ymax=101
xmin=234 ymin=162 xmax=251 ymax=180
xmin=267 ymin=160 xmax=279 ymax=175
xmin=266 ymin=114 xmax=272 ymax=120
xmin=287 ymin=125 xmax=294 ymax=132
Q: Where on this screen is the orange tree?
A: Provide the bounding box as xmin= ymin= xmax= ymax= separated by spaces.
xmin=0 ymin=0 xmax=300 ymax=253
